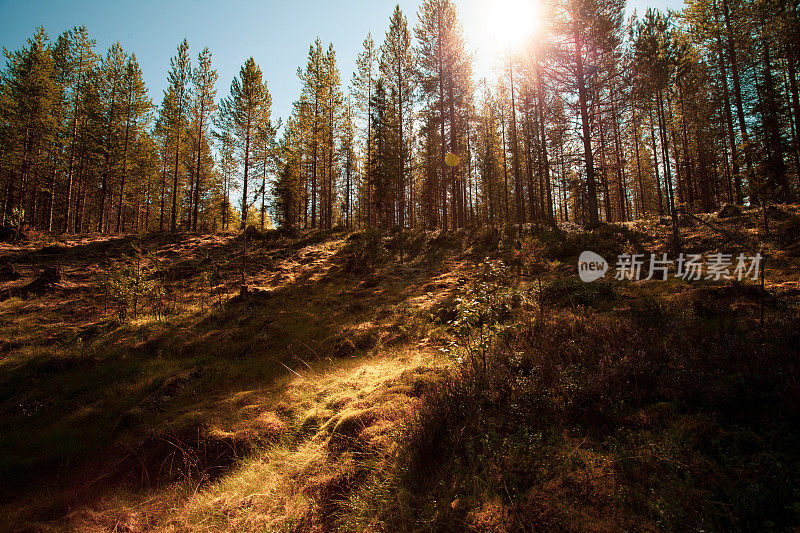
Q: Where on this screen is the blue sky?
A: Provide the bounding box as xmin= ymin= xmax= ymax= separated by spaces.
xmin=0 ymin=0 xmax=684 ymax=127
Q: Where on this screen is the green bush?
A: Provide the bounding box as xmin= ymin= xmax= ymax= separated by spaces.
xmin=381 ymin=291 xmax=800 ymax=531
xmin=95 ymin=247 xmax=171 ymax=322
xmin=541 ymin=277 xmax=616 ymax=307
xmin=542 ymin=223 xmax=644 ymax=262
xmin=345 ymin=227 xmax=387 ymax=274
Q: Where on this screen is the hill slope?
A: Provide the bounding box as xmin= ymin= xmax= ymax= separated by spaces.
xmin=1 ymin=207 xmax=799 ymax=531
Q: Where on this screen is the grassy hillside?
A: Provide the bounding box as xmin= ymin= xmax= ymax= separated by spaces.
xmin=1 ymin=206 xmax=799 ymax=531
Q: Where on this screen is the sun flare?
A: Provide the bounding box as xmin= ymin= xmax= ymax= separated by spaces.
xmin=469 ymin=0 xmax=543 ymax=80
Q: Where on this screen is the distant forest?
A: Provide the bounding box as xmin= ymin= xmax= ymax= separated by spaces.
xmin=1 ymin=0 xmax=798 ymax=235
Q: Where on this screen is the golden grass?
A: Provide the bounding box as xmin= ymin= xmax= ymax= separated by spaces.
xmin=2 ymin=211 xmax=798 ymax=531
xmin=153 ymin=349 xmax=440 ymax=532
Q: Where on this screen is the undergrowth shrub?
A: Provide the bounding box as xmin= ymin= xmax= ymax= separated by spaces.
xmin=468 ymin=225 xmax=501 ymax=254
xmin=386 ymin=229 xmax=428 ymax=264
xmin=542 ymin=223 xmax=644 ymax=262
xmin=5 ymin=207 xmax=25 ymax=243
xmin=199 ymin=252 xmax=227 ymax=311
xmin=769 ymin=213 xmax=800 ymax=247
xmin=541 ymin=277 xmax=617 ymax=307
xmin=442 ymin=260 xmax=528 ymax=375
xmin=382 ymin=286 xmax=800 ymax=531
xmin=346 ymin=227 xmax=387 ymax=273
xmin=95 ymin=247 xmax=174 ymax=322
xmin=421 ymin=230 xmax=464 ymax=261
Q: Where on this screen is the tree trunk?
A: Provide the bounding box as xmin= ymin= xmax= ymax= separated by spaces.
xmin=632 ymin=112 xmax=645 ymax=217
xmin=193 ymin=99 xmax=206 ymax=232
xmin=786 ymin=51 xmax=800 ymax=186
xmin=311 ymin=94 xmax=318 ymax=228
xmin=447 ymin=71 xmax=461 ymax=229
xmin=171 ymin=88 xmax=183 ymax=232
xmin=574 ymin=26 xmax=599 ymax=225
xmin=611 ymin=97 xmax=627 ymax=222
xmin=721 ymin=0 xmax=756 ymax=200
xmin=63 ymin=53 xmax=83 ymax=234
xmin=160 ymin=148 xmax=167 ymax=231
xmin=597 ymin=95 xmax=612 ymax=221
xmin=536 ymin=67 xmax=554 ymax=226
xmin=509 ymin=63 xmax=523 ymax=228
xmin=657 ymin=91 xmax=680 ymax=250
xmin=500 ymin=105 xmax=510 ymax=226
xmin=434 ymin=13 xmax=448 ymax=230
xmin=398 ymin=67 xmax=406 ymax=229
xmin=100 ymin=89 xmax=116 ymax=233
xmin=116 ymin=90 xmax=132 ymax=233
xmin=241 ymin=121 xmax=251 ymax=230
xmin=715 ymin=24 xmax=742 ymax=204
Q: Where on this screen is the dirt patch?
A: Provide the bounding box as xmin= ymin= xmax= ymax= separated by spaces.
xmin=0 ymin=262 xmax=21 ymax=282
xmin=1 ymin=266 xmax=62 ymax=300
xmin=111 ymin=422 xmax=252 ymax=491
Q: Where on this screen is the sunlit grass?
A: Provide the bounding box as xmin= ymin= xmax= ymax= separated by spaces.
xmin=2 ymin=213 xmax=799 ymax=530
xmin=165 ymin=349 xmax=439 ymax=532
xmin=0 ymin=228 xmax=461 ymax=528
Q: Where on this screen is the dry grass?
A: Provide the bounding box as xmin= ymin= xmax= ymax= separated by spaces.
xmin=0 ymin=228 xmax=464 ymax=531
xmin=1 ymin=207 xmax=799 ymax=531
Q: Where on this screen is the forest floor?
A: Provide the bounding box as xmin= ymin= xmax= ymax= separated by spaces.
xmin=0 ymin=205 xmax=799 ymax=531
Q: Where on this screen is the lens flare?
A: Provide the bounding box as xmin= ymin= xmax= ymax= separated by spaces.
xmin=469 ymin=0 xmax=543 ymax=80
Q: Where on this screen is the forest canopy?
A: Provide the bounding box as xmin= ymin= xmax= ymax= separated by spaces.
xmin=1 ymin=0 xmax=798 ymax=236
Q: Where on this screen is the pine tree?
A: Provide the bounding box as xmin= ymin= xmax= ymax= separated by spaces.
xmin=0 ymin=75 xmax=13 ymax=225
xmin=96 ymin=42 xmax=127 ymax=232
xmin=165 ymin=39 xmax=191 ymax=231
xmin=632 ymin=9 xmax=680 ymax=243
xmin=218 ymin=57 xmax=271 ymax=230
xmin=476 ymin=83 xmax=503 ymax=226
xmin=753 ymin=2 xmax=790 ymax=203
xmin=155 ymin=91 xmax=174 ymax=230
xmin=297 ymin=39 xmax=326 ymax=228
xmin=368 ymin=79 xmax=400 ymax=226
xmin=52 ymin=26 xmax=96 ymax=233
xmin=275 ymin=115 xmax=303 ymax=229
xmin=214 ymin=128 xmax=237 ymax=231
xmin=3 ymin=27 xmax=58 ymax=228
xmin=322 ymin=43 xmax=342 ymax=229
xmin=415 ymin=0 xmax=471 ymax=230
xmin=352 ymin=34 xmax=377 ymax=226
xmin=254 ymin=94 xmax=277 ymax=230
xmin=115 ymin=54 xmax=151 ymax=232
xmin=190 ymin=47 xmax=217 ymax=231
xmin=561 ymin=0 xmax=625 ymax=225
xmin=340 ymin=96 xmax=358 ymax=227
xmin=380 ymin=5 xmax=415 ymax=228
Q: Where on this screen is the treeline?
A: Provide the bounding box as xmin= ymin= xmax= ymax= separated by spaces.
xmin=0 ymin=29 xmax=273 ymax=234
xmin=2 ymin=0 xmax=799 ymax=236
xmin=276 ymin=0 xmax=800 ymax=230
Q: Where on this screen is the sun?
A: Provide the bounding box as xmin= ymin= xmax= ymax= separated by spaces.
xmin=467 ymin=0 xmax=543 ymax=81
xmin=486 ymin=0 xmax=542 ymax=50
